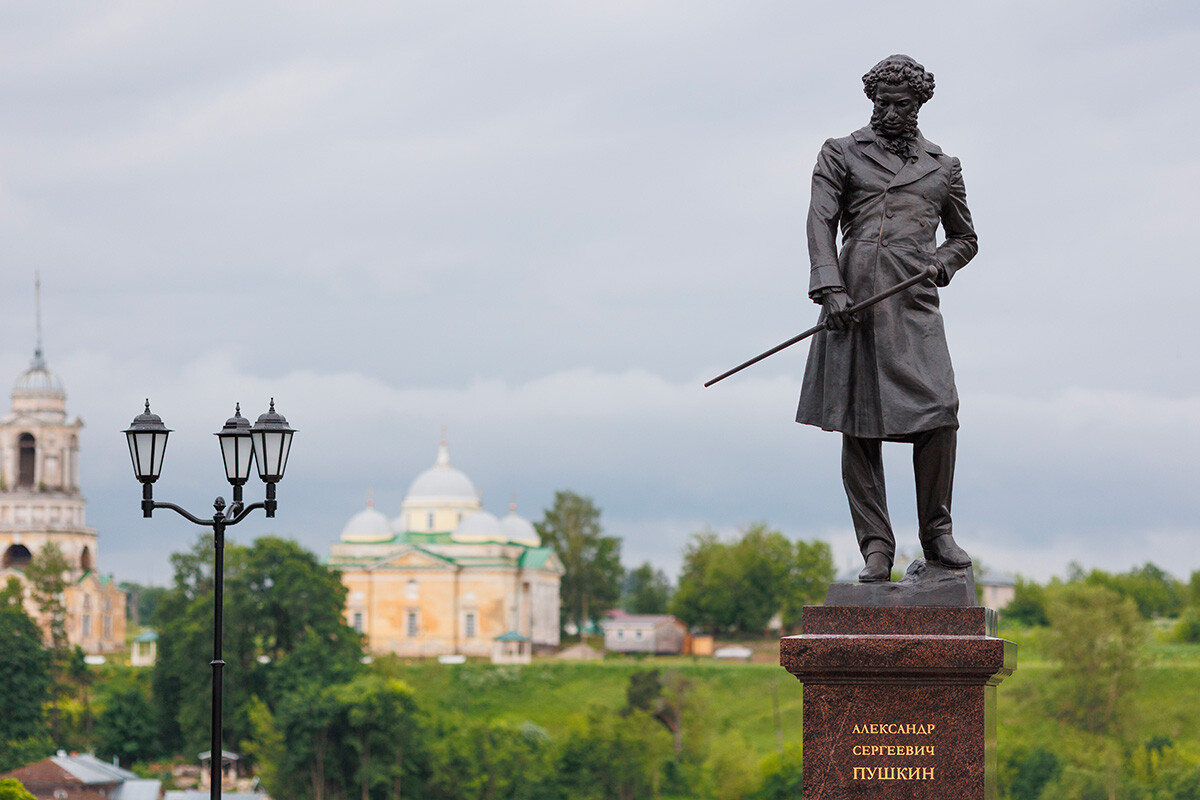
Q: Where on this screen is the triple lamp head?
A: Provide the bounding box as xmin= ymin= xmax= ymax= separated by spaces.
xmin=124 ymin=398 xmax=295 ymax=489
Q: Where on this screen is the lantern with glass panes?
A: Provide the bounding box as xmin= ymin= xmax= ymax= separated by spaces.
xmin=124 ymin=398 xmax=294 ymax=800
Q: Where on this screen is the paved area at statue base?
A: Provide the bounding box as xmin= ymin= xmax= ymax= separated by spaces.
xmin=781 ymin=605 xmax=1016 ymax=799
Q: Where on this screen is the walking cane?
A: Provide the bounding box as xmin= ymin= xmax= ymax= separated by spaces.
xmin=704 ymin=265 xmax=940 ymax=388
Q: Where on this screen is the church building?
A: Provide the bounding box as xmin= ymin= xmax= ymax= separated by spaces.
xmin=328 ymin=441 xmax=562 ymax=658
xmin=0 ymin=339 xmax=126 ymax=653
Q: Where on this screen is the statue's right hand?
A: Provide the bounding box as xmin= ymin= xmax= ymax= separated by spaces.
xmin=822 ymin=290 xmax=854 ymax=331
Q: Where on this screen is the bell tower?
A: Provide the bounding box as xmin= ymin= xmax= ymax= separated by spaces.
xmin=0 ymin=277 xmax=93 ymax=575
xmin=0 ymin=279 xmax=124 ymax=654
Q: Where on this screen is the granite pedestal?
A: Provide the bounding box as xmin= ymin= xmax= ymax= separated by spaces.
xmin=780 ymin=563 xmax=1016 ymax=799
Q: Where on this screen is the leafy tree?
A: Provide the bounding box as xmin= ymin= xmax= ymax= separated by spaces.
xmin=1080 ymin=563 xmax=1185 ymax=619
xmin=673 ymin=524 xmax=830 ymax=634
xmin=427 ymin=714 xmax=553 ymax=800
xmin=333 ymin=675 xmax=421 ymax=800
xmin=0 ymin=577 xmax=21 ymax=605
xmin=780 ymin=538 xmax=835 ymax=629
xmin=1158 ymin=764 xmax=1200 ymax=800
xmin=118 ymin=582 xmax=170 ymax=626
xmin=752 ymin=743 xmax=803 ymax=800
xmin=624 ymin=669 xmax=664 ymax=717
xmin=702 ymin=730 xmax=759 ymax=800
xmin=1175 ymin=606 xmax=1200 ymax=643
xmin=0 ymin=580 xmax=52 ymax=771
xmin=152 ymin=535 xmax=364 ymax=756
xmin=1036 ymin=767 xmax=1108 ymax=800
xmin=671 ymin=531 xmax=736 ymax=632
xmin=622 ymin=562 xmax=671 ymax=615
xmin=150 ymin=534 xmax=216 ymax=754
xmin=555 ymin=705 xmax=672 ymax=800
xmin=727 ymin=525 xmax=794 ymax=632
xmin=0 ymin=779 xmax=36 ymax=800
xmin=241 ymin=697 xmax=284 ymax=796
xmin=257 ymin=677 xmax=423 ymax=800
xmin=24 ymin=543 xmax=70 ymax=743
xmin=1043 ymin=583 xmax=1145 ymax=736
xmin=275 ymin=684 xmax=343 ymax=800
xmin=1003 ymin=746 xmax=1061 ymax=800
xmin=1002 ymin=577 xmax=1050 ymax=627
xmin=58 ymin=647 xmax=95 ymax=753
xmin=95 ymin=673 xmax=159 ymax=765
xmin=24 ymin=544 xmax=68 ymax=650
xmin=536 ymin=491 xmax=622 ymax=636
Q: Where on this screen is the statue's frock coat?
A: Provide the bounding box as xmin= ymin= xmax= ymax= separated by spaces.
xmin=797 ymin=126 xmax=978 ymax=438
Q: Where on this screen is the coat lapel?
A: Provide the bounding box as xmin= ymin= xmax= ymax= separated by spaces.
xmin=889 ymin=135 xmax=943 ymax=189
xmin=852 ymin=127 xmax=902 ymax=175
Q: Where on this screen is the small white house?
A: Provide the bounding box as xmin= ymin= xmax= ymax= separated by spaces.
xmin=600 ymin=612 xmax=686 ymax=655
xmin=131 ymin=629 xmax=158 ymax=667
xmin=978 ymin=573 xmax=1016 ymax=610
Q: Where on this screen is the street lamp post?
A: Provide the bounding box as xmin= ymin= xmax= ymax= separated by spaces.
xmin=125 ymin=399 xmax=295 ymax=800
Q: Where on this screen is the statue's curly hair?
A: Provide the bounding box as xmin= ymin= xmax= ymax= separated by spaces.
xmin=862 ymin=55 xmax=935 ymax=105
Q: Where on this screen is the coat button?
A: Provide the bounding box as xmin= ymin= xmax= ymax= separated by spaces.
xmin=919 ymin=220 xmax=927 ymax=227
xmin=886 ymin=210 xmax=894 ymax=218
xmin=881 ymin=241 xmax=889 ymax=247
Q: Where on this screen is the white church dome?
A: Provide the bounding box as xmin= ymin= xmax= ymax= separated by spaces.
xmin=13 ymin=351 xmax=65 ymax=398
xmin=404 ymin=440 xmax=478 ymax=503
xmin=341 ymin=500 xmax=394 ymax=543
xmin=452 ymin=510 xmax=502 ymax=543
xmin=500 ymin=507 xmax=540 ymax=546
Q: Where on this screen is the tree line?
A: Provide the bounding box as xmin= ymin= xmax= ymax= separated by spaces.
xmin=536 ymin=491 xmax=835 ymax=636
xmin=7 ymin=490 xmax=1200 ymax=799
xmin=2 ymin=527 xmax=813 ymax=800
xmin=991 ymin=563 xmax=1200 ymax=800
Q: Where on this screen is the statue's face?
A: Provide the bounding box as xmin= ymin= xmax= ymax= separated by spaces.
xmin=872 ymin=82 xmax=920 ymax=138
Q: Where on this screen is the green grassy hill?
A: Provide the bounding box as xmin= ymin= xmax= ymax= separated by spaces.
xmin=378 ymin=632 xmax=1200 ymax=748
xmin=374 ymin=626 xmax=1200 ymax=798
xmin=376 ymin=656 xmax=802 ymax=756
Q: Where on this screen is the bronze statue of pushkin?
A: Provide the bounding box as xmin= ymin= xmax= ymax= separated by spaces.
xmin=796 ymin=55 xmax=978 ymax=583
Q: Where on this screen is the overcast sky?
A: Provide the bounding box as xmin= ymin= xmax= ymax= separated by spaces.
xmin=1 ymin=1 xmax=1197 ymax=586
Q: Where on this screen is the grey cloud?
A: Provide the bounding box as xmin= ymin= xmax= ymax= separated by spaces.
xmin=0 ymin=0 xmax=1197 ymax=584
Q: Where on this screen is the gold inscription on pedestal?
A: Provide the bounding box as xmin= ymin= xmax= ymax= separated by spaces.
xmin=849 ymin=722 xmax=937 ymax=782
xmin=852 ymin=745 xmax=935 ymax=756
xmin=852 ymin=767 xmax=935 ymax=780
xmin=850 ymin=723 xmax=935 ymax=735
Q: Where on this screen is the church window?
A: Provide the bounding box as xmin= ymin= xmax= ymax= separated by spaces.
xmin=426 ymin=512 xmax=435 ymax=530
xmin=18 ymin=433 xmax=36 ymax=487
xmin=406 ymin=580 xmax=419 ymax=600
xmin=465 ymin=612 xmax=476 ymax=639
xmin=406 ymin=609 xmax=420 ymax=637
xmin=353 ymin=612 xmax=364 ymax=633
xmin=81 ymin=546 xmax=93 ymax=572
xmin=103 ymin=615 xmax=112 ymax=639
xmin=82 ymin=596 xmax=92 ymax=637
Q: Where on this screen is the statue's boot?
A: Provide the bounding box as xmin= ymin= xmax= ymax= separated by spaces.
xmin=858 ymin=552 xmax=892 ymax=583
xmin=922 ymin=534 xmax=972 ymax=568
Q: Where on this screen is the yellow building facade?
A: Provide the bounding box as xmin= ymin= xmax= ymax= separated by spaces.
xmin=329 ymin=441 xmax=562 ymax=658
xmin=0 ymin=344 xmax=126 ymax=653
